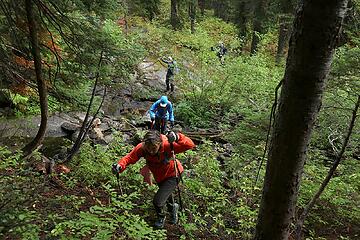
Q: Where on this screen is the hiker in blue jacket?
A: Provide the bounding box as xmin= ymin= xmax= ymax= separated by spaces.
xmin=149 ymin=96 xmax=174 ymax=134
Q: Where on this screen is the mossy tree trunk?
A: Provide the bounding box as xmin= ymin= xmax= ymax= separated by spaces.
xmin=189 ymin=0 xmax=196 ymax=33
xmin=170 ymin=0 xmax=180 ymax=30
xmin=23 ymin=0 xmax=48 ymax=155
xmin=254 ymin=0 xmax=349 ymax=239
xmin=250 ymin=0 xmax=269 ymax=55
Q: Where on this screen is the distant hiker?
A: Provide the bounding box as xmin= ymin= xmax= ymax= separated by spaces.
xmin=149 ymin=96 xmax=174 ymax=134
xmin=214 ymin=41 xmax=227 ymax=64
xmin=160 ymin=56 xmax=178 ymax=92
xmin=112 ymin=130 xmax=195 ymax=229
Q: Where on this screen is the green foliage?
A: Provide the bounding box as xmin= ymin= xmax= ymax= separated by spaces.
xmin=180 ymin=142 xmax=258 ymax=239
xmin=0 ymin=147 xmax=43 ymax=239
xmin=298 ymin=158 xmax=360 ymax=238
xmin=51 ymin=186 xmax=166 ymax=240
xmin=128 ymin=0 xmax=161 ymax=20
xmin=68 ymin=133 xmax=132 ymax=187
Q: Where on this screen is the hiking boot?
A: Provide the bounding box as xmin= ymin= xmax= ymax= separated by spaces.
xmin=154 ymin=216 xmax=166 ymax=229
xmin=169 ymin=203 xmax=179 ymax=224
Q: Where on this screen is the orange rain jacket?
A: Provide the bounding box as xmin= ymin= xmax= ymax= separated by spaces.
xmin=117 ymin=133 xmax=195 ymax=183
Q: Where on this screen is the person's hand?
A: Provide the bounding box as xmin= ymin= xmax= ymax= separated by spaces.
xmin=112 ymin=163 xmax=121 ymax=175
xmin=166 ymin=131 xmax=179 ymax=143
xmin=150 ymin=117 xmax=155 ymax=122
xmin=170 ymin=121 xmax=174 ymax=128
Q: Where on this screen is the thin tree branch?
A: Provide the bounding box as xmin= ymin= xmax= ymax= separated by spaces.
xmin=255 ymin=79 xmax=283 ymax=185
xmin=295 ymin=94 xmax=360 ymax=240
xmin=65 ymin=51 xmax=104 ymax=162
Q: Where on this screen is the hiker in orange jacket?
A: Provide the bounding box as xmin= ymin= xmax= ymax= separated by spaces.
xmin=112 ymin=130 xmax=195 ymax=228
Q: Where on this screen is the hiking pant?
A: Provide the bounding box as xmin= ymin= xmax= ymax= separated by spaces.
xmin=217 ymin=53 xmax=225 ymax=64
xmin=154 ymin=117 xmax=167 ymax=134
xmin=153 ymin=177 xmax=178 ymax=218
xmin=166 ymin=73 xmax=174 ymax=92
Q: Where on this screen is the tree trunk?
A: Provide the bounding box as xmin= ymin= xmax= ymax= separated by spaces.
xmin=236 ymin=1 xmax=249 ymax=38
xmin=189 ymin=0 xmax=196 ymax=34
xmin=276 ymin=0 xmax=296 ymax=64
xmin=294 ymin=95 xmax=360 ymax=240
xmin=23 ymin=0 xmax=48 ymax=155
xmin=254 ymin=0 xmax=349 ymax=239
xmin=275 ymin=15 xmax=292 ymax=64
xmin=213 ymin=1 xmax=228 ymax=20
xmin=250 ymin=0 xmax=269 ymax=55
xmin=198 ymin=0 xmax=205 ymax=16
xmin=170 ymin=0 xmax=180 ymax=30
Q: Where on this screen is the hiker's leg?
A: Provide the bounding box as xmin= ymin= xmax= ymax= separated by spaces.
xmin=166 ymin=193 xmax=175 ymax=211
xmin=162 ymin=119 xmax=168 ymax=133
xmin=166 ymin=75 xmax=170 ymax=91
xmin=168 ymin=75 xmax=174 ymax=92
xmin=166 ymin=193 xmax=179 ymax=224
xmin=154 ymin=117 xmax=161 ymax=132
xmin=153 ymin=177 xmax=178 ymax=218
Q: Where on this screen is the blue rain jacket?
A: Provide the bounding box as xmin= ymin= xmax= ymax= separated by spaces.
xmin=149 ymin=100 xmax=174 ymax=122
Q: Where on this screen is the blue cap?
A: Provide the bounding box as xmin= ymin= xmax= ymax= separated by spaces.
xmin=159 ymin=96 xmax=168 ymax=107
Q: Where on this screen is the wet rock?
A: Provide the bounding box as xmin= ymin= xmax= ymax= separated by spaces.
xmin=100 ymin=117 xmax=119 ymax=133
xmin=52 ymin=147 xmax=69 ymax=161
xmin=61 ymin=122 xmax=80 ymax=133
xmin=122 ymin=132 xmax=132 ymax=143
xmin=71 ymin=129 xmax=81 ymax=142
xmin=104 ymin=134 xmax=114 ymax=144
xmin=89 ymin=127 xmax=105 ymax=141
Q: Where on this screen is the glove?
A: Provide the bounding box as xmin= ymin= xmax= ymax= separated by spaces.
xmin=150 ymin=117 xmax=155 ymax=122
xmin=170 ymin=121 xmax=174 ymax=128
xmin=166 ymin=131 xmax=179 ymax=143
xmin=112 ymin=162 xmax=121 ymax=175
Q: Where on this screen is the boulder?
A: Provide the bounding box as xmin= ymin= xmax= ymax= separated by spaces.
xmin=61 ymin=122 xmax=80 ymax=133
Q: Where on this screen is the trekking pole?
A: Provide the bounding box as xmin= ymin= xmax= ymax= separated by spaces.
xmin=170 ymin=143 xmax=183 ymax=211
xmin=142 ymin=59 xmax=161 ymax=69
xmin=150 ymin=120 xmax=154 ymax=130
xmin=116 ymin=172 xmax=123 ymax=195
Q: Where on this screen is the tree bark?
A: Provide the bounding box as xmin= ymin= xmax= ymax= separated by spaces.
xmin=294 ymin=95 xmax=360 ymax=240
xmin=170 ymin=0 xmax=180 ymax=30
xmin=250 ymin=0 xmax=269 ymax=55
xmin=189 ymin=0 xmax=196 ymax=34
xmin=213 ymin=0 xmax=228 ymax=20
xmin=275 ymin=16 xmax=292 ymax=64
xmin=23 ymin=0 xmax=48 ymax=155
xmin=276 ymin=0 xmax=296 ymax=64
xmin=198 ymin=0 xmax=205 ymax=16
xmin=236 ymin=1 xmax=249 ymax=38
xmin=254 ymin=0 xmax=349 ymax=239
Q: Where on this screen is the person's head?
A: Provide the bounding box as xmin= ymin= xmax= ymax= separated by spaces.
xmin=168 ymin=56 xmax=173 ymax=62
xmin=143 ymin=130 xmax=162 ymax=155
xmin=159 ymin=95 xmax=168 ymax=108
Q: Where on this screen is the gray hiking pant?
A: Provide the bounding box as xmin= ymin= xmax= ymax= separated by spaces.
xmin=153 ymin=177 xmax=178 ymax=218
